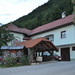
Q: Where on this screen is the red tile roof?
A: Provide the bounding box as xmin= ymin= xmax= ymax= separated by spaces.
xmin=31 ymin=14 xmax=75 ymax=35
xmin=7 ymin=23 xmax=32 ymax=35
xmin=16 ymin=37 xmax=58 ymax=50
xmin=7 ymin=14 xmax=75 ymax=35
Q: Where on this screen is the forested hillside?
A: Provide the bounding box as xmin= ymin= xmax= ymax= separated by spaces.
xmin=13 ymin=0 xmax=73 ymax=30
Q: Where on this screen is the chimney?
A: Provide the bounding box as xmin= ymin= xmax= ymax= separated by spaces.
xmin=61 ymin=12 xmax=66 ymax=18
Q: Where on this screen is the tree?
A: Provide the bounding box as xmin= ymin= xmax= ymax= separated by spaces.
xmin=0 ymin=27 xmax=14 ymax=47
xmin=72 ymin=0 xmax=75 ymax=14
xmin=72 ymin=0 xmax=75 ymax=3
xmin=71 ymin=0 xmax=75 ymax=23
xmin=13 ymin=0 xmax=73 ymax=30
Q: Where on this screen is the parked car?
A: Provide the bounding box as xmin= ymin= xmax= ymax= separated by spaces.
xmin=43 ymin=52 xmax=61 ymax=61
xmin=0 ymin=56 xmax=2 ymax=61
xmin=53 ymin=53 xmax=61 ymax=61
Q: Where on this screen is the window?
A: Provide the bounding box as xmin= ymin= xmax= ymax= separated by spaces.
xmin=61 ymin=31 xmax=66 ymax=39
xmin=45 ymin=34 xmax=54 ymax=43
xmin=49 ymin=35 xmax=54 ymax=43
xmin=72 ymin=47 xmax=75 ymax=51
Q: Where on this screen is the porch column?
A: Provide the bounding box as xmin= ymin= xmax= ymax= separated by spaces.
xmin=51 ymin=50 xmax=54 ymax=60
xmin=39 ymin=52 xmax=40 ymax=56
xmin=42 ymin=51 xmax=43 ymax=57
xmin=28 ymin=48 xmax=33 ymax=63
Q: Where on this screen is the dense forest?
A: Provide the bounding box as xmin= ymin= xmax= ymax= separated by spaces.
xmin=13 ymin=0 xmax=73 ymax=30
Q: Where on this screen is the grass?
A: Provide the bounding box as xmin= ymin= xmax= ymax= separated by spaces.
xmin=0 ymin=63 xmax=30 ymax=68
xmin=0 ymin=64 xmax=23 ymax=68
xmin=0 ymin=55 xmax=30 ymax=68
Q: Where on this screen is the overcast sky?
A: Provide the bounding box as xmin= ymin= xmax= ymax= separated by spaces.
xmin=0 ymin=0 xmax=48 ymax=24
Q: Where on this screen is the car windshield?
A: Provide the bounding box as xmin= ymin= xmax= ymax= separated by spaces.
xmin=43 ymin=51 xmax=59 ymax=56
xmin=43 ymin=51 xmax=51 ymax=56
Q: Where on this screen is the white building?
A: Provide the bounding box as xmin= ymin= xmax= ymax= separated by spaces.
xmin=7 ymin=14 xmax=75 ymax=61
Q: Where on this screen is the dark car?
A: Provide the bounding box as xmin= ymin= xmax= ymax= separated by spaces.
xmin=43 ymin=52 xmax=61 ymax=61
xmin=0 ymin=56 xmax=2 ymax=61
xmin=53 ymin=54 xmax=61 ymax=61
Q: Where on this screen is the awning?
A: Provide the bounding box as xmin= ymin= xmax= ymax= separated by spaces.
xmin=1 ymin=46 xmax=24 ymax=50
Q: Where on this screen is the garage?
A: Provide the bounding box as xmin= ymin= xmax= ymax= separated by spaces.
xmin=61 ymin=47 xmax=70 ymax=61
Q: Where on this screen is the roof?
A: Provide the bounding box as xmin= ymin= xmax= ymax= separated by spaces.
xmin=6 ymin=14 xmax=75 ymax=35
xmin=31 ymin=14 xmax=75 ymax=35
xmin=1 ymin=46 xmax=24 ymax=50
xmin=16 ymin=37 xmax=58 ymax=50
xmin=7 ymin=23 xmax=32 ymax=35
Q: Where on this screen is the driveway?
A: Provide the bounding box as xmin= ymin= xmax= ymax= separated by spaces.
xmin=0 ymin=61 xmax=75 ymax=75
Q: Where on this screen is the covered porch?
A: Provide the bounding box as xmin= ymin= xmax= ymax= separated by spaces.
xmin=16 ymin=37 xmax=58 ymax=62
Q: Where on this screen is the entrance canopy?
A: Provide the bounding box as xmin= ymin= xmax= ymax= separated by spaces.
xmin=16 ymin=37 xmax=58 ymax=51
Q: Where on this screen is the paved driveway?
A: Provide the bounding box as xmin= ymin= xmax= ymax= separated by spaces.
xmin=0 ymin=61 xmax=75 ymax=75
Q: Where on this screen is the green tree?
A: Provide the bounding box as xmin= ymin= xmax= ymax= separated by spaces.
xmin=12 ymin=0 xmax=73 ymax=30
xmin=72 ymin=0 xmax=75 ymax=23
xmin=72 ymin=0 xmax=75 ymax=14
xmin=0 ymin=27 xmax=14 ymax=47
xmin=72 ymin=0 xmax=75 ymax=3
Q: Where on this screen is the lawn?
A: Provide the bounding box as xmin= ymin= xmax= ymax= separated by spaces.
xmin=0 ymin=64 xmax=24 ymax=68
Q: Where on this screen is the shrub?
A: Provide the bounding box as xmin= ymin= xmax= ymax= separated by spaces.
xmin=4 ymin=55 xmax=16 ymax=66
xmin=20 ymin=55 xmax=30 ymax=65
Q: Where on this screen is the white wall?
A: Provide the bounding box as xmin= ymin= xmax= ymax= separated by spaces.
xmin=32 ymin=25 xmax=75 ymax=46
xmin=7 ymin=32 xmax=25 ymax=46
xmin=70 ymin=46 xmax=75 ymax=60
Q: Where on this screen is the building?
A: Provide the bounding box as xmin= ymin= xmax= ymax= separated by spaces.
xmin=6 ymin=14 xmax=75 ymax=61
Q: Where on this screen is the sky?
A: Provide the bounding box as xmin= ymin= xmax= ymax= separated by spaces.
xmin=0 ymin=0 xmax=48 ymax=25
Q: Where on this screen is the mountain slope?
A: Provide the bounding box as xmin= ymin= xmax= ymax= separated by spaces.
xmin=13 ymin=0 xmax=73 ymax=30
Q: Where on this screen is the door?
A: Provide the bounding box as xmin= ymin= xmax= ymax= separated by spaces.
xmin=61 ymin=47 xmax=70 ymax=61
